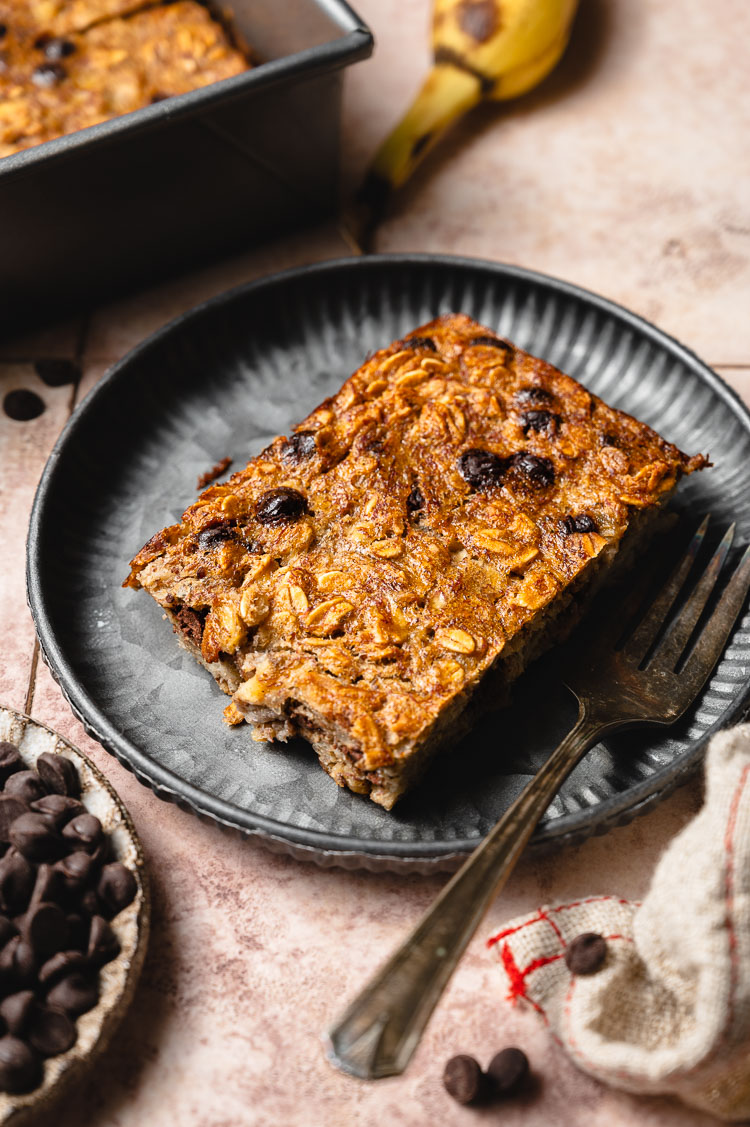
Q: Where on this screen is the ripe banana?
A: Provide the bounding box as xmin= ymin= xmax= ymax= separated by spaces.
xmin=351 ymin=0 xmax=579 ymax=245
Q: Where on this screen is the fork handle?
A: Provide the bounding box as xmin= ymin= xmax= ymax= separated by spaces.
xmin=326 ymin=706 xmax=605 ymax=1080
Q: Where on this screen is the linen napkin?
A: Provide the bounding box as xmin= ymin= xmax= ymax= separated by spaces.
xmin=489 ymin=724 xmax=750 ymax=1121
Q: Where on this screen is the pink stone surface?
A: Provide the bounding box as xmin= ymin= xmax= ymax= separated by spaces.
xmin=343 ymin=0 xmax=750 ymax=365
xmin=1 ymin=1 xmax=749 ymax=1123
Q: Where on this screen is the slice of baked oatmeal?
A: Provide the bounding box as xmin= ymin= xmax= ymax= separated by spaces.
xmin=126 ymin=314 xmax=707 ymax=808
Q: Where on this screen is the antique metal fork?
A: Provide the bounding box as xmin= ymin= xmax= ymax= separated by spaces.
xmin=327 ymin=515 xmax=750 ymax=1080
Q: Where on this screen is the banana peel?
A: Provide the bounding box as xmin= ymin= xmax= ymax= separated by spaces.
xmin=347 ymin=0 xmax=580 ymax=249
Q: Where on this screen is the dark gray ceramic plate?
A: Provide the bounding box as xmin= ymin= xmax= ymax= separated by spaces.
xmin=27 ymin=255 xmax=750 ymax=872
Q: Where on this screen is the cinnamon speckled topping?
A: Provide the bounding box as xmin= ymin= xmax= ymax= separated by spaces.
xmin=126 ymin=314 xmax=707 ymax=801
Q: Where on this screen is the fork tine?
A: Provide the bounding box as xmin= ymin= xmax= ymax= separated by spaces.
xmin=680 ymin=544 xmax=750 ymax=688
xmin=650 ymin=523 xmax=736 ymax=671
xmin=622 ymin=515 xmax=710 ymax=663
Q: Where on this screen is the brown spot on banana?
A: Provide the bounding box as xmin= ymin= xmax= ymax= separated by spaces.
xmin=433 ymin=45 xmax=495 ymax=95
xmin=411 ymin=132 xmax=434 ymax=159
xmin=457 ymin=0 xmax=499 ymax=43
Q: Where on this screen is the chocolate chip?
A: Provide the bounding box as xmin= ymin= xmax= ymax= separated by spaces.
xmin=403 ymin=336 xmax=437 ymax=352
xmin=507 ymin=452 xmax=555 ymax=488
xmin=27 ymin=863 xmax=64 ymax=909
xmin=468 ymin=335 xmax=513 ymax=352
xmin=0 ymin=992 xmax=34 ymax=1036
xmin=23 ymin=903 xmax=67 ymax=957
xmin=173 ymin=605 xmax=207 ymax=648
xmin=0 ymin=853 xmax=34 ymax=915
xmin=196 ymin=520 xmax=236 ymax=550
xmin=30 ymin=794 xmax=84 ymax=829
xmin=46 ymin=972 xmax=98 ymax=1017
xmin=86 ymin=837 xmax=111 ymax=869
xmin=565 ymin=932 xmax=608 ymax=975
xmin=55 ymin=851 xmax=94 ymax=893
xmin=442 ymin=1054 xmax=488 ymax=1105
xmin=515 ymin=386 xmax=554 ymax=407
xmin=281 ymin=431 xmax=317 ymax=463
xmin=0 ymin=743 xmax=23 ymax=784
xmin=41 ymin=37 xmax=75 ymax=61
xmin=4 ymin=772 xmax=45 ymax=806
xmin=33 ymin=358 xmax=80 ymax=387
xmin=96 ymin=863 xmax=136 ymax=917
xmin=457 ymin=448 xmax=506 ymax=490
xmin=601 ymin=432 xmax=619 ymax=447
xmin=36 ymin=754 xmax=80 ymax=798
xmin=521 ymin=409 xmax=560 ymax=437
xmin=65 ymin=914 xmax=88 ymax=951
xmin=28 ymin=1005 xmax=76 ymax=1058
xmin=2 ymin=390 xmax=45 ymax=421
xmin=0 ymin=24 xmax=6 ymax=38
xmin=79 ymin=888 xmax=101 ymax=917
xmin=0 ymin=1036 xmax=41 ymax=1093
xmin=87 ymin=917 xmax=120 ymax=967
xmin=0 ymin=936 xmax=37 ymax=986
xmin=255 ymin=487 xmax=308 ymax=525
xmin=0 ymin=797 xmax=29 ymax=843
xmin=38 ymin=950 xmax=88 ymax=987
xmin=486 ymin=1047 xmax=529 ymax=1094
xmin=31 ymin=61 xmax=66 ymax=86
xmin=9 ymin=814 xmax=62 ymax=861
xmin=562 ymin=514 xmax=598 ymax=535
xmin=406 ymin=486 xmax=424 ymax=515
xmin=0 ymin=917 xmax=16 ymax=949
xmin=62 ymin=814 xmax=102 ymax=853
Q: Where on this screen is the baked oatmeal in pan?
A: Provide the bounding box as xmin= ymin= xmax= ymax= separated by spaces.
xmin=126 ymin=314 xmax=707 ymax=808
xmin=0 ymin=1 xmax=249 ymax=158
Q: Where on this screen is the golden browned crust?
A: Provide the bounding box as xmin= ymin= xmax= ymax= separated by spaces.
xmin=0 ymin=2 xmax=249 ymax=159
xmin=1 ymin=0 xmax=147 ymax=38
xmin=126 ymin=314 xmax=708 ymax=807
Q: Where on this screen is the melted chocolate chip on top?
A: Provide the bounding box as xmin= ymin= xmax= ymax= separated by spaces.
xmin=256 ymin=487 xmax=308 ymax=525
xmin=467 ymin=335 xmax=513 ymax=352
xmin=457 ymin=448 xmax=507 ymax=490
xmin=281 ymin=431 xmax=317 ymax=463
xmin=521 ymin=409 xmax=561 ymax=437
xmin=507 ymin=452 xmax=555 ymax=488
xmin=562 ymin=514 xmax=598 ymax=535
xmin=406 ymin=486 xmax=424 ymax=515
xmin=515 ymin=386 xmax=554 ymax=407
xmin=42 ymin=37 xmax=75 ymax=60
xmin=196 ymin=520 xmax=236 ymax=550
xmin=31 ymin=62 xmax=66 ymax=87
xmin=402 ymin=336 xmax=437 ymax=352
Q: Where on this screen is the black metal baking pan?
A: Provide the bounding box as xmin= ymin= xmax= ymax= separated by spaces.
xmin=0 ymin=0 xmax=372 ymax=334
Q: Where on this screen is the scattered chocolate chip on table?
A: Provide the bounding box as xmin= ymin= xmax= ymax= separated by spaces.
xmin=564 ymin=932 xmax=609 ymax=976
xmin=443 ymin=1046 xmax=531 ymax=1106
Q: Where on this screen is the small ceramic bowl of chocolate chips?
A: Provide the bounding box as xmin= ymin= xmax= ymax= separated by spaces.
xmin=0 ymin=705 xmax=148 ymax=1123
